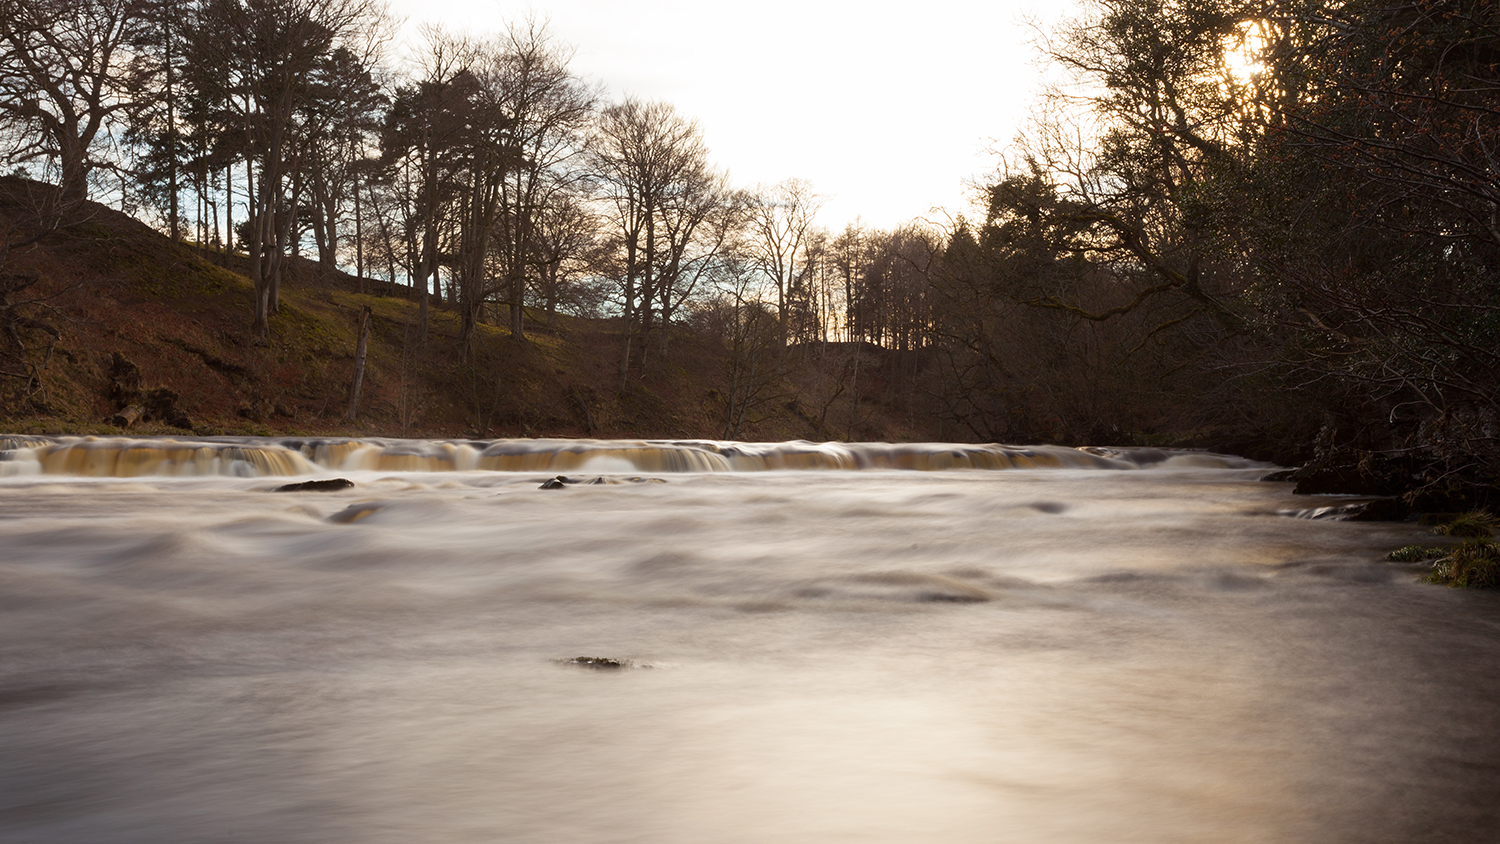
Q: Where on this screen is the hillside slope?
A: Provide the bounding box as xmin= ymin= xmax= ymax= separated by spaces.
xmin=0 ymin=177 xmax=941 ymax=442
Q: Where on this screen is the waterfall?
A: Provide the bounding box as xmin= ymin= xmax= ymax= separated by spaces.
xmin=0 ymin=435 xmax=1266 ymax=478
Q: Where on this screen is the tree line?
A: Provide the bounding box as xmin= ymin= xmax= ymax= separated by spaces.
xmin=0 ymin=0 xmax=924 ymax=361
xmin=926 ymin=0 xmax=1500 ymax=500
xmin=3 ymin=0 xmax=1498 ymax=495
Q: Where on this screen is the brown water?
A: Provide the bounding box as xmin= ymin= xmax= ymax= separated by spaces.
xmin=1 ymin=438 xmax=1497 ymax=843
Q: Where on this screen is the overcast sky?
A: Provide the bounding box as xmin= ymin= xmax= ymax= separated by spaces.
xmin=382 ymin=0 xmax=1067 ymax=231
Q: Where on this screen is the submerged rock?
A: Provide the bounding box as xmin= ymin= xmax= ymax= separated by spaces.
xmin=554 ymin=656 xmax=649 ymax=670
xmin=1277 ymin=498 xmax=1407 ymax=521
xmin=327 ymin=502 xmax=386 ymax=524
xmin=275 ymin=478 xmax=355 ymax=493
xmin=538 ymin=475 xmax=665 ymax=489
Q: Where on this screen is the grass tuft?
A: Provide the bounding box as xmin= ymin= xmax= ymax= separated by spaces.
xmin=1431 ymin=509 xmax=1497 ymax=538
xmin=1387 ymin=545 xmax=1450 ymax=562
xmin=1424 ymin=539 xmax=1500 ymax=589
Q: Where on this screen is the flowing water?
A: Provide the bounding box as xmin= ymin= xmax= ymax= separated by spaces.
xmin=1 ymin=436 xmax=1497 ymax=843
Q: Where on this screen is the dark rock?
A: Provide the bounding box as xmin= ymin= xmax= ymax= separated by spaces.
xmin=1348 ymin=497 xmax=1411 ymax=521
xmin=539 ymin=475 xmax=664 ymax=489
xmin=1289 ymin=448 xmax=1415 ymax=496
xmin=275 ymin=478 xmax=354 ymax=493
xmin=563 ymin=656 xmax=623 ymax=669
xmin=1281 ymin=426 xmax=1500 ymax=513
xmin=1260 ymin=468 xmax=1299 ymax=483
xmin=555 ymin=656 xmax=647 ymax=670
xmin=1277 ymin=498 xmax=1409 ymax=521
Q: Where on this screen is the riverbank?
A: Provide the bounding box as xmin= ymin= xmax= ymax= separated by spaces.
xmin=6 ymin=175 xmax=1495 ymax=516
xmin=0 ymin=177 xmax=940 ymax=444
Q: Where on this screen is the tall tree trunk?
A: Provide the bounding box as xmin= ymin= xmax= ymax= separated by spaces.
xmin=166 ymin=27 xmax=179 ymax=243
xmin=353 ymin=175 xmax=364 ymax=292
xmin=344 ymin=305 xmax=372 ymax=421
xmin=250 ymin=165 xmax=271 ymax=340
xmin=57 ymin=131 xmax=89 ymax=204
xmin=417 ymin=137 xmax=436 ymax=344
xmin=508 ymin=270 xmax=525 ymax=339
xmin=619 ymin=235 xmax=637 ymax=382
xmin=225 ymin=166 xmax=234 ymax=255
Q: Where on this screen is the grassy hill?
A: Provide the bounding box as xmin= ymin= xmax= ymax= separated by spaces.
xmin=0 ymin=177 xmax=942 ymax=442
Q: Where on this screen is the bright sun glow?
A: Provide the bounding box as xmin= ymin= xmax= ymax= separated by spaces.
xmin=1222 ymin=22 xmax=1269 ymax=84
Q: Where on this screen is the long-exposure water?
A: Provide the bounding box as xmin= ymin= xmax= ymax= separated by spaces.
xmin=1 ymin=437 xmax=1497 ymax=843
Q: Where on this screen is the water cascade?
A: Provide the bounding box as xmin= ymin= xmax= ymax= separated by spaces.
xmin=0 ymin=435 xmax=1262 ymax=478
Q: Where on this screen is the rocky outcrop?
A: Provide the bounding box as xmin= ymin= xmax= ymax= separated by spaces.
xmin=1268 ymin=418 xmax=1500 ymax=519
xmin=106 ymin=353 xmax=192 ymax=430
xmin=274 ymin=478 xmax=354 ymax=493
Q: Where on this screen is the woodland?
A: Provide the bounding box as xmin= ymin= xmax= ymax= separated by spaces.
xmin=1 ymin=0 xmax=1498 ymax=510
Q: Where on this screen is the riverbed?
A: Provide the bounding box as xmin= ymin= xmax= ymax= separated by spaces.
xmin=1 ymin=439 xmax=1496 ymax=842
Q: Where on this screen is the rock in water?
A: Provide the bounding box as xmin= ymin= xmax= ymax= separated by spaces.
xmin=563 ymin=656 xmax=623 ymax=669
xmin=326 ymin=502 xmax=386 ymax=523
xmin=539 ymin=476 xmax=665 ymax=488
xmin=274 ymin=478 xmax=354 ymax=493
xmin=555 ymin=656 xmax=650 ymax=670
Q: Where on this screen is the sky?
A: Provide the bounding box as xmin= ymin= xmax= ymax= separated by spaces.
xmin=382 ymin=0 xmax=1067 ymax=232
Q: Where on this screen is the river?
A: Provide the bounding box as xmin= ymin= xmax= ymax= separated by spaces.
xmin=1 ymin=436 xmax=1496 ymax=843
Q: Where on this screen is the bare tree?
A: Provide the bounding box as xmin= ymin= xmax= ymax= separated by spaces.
xmin=530 ymin=188 xmax=598 ymax=328
xmin=589 ymin=98 xmax=719 ymax=380
xmin=0 ymin=0 xmax=151 ymax=202
xmin=485 ymin=19 xmax=597 ymax=342
xmin=694 ymin=256 xmax=788 ymax=439
xmin=745 ymin=178 xmax=823 ymax=334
